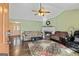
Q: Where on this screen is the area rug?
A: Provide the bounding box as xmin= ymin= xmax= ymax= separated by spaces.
xmin=28 ymin=40 xmax=79 ymax=56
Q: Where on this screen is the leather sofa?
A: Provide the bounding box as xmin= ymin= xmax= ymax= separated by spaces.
xmin=50 ymin=31 xmax=69 ymax=44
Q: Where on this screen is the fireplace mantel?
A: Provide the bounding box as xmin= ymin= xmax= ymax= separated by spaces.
xmin=42 ymin=26 xmax=55 ymax=33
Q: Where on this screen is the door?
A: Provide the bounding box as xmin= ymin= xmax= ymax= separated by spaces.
xmin=0 ymin=3 xmax=9 ymax=56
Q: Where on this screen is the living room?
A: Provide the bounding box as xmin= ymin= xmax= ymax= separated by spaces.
xmin=0 ymin=3 xmax=79 ymax=56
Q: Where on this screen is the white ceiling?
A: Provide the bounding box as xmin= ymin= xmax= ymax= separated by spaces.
xmin=9 ymin=3 xmax=79 ymax=21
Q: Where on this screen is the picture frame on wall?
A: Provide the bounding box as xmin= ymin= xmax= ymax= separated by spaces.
xmin=46 ymin=21 xmax=51 ymax=26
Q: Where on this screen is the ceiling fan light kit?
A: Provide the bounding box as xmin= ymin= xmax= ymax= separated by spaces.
xmin=38 ymin=12 xmax=44 ymax=16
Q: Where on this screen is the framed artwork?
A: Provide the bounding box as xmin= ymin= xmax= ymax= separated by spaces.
xmin=46 ymin=21 xmax=51 ymax=25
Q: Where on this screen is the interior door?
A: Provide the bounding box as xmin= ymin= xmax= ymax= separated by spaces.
xmin=0 ymin=3 xmax=9 ymax=56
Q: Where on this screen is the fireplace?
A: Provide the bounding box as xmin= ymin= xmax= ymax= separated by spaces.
xmin=42 ymin=26 xmax=55 ymax=39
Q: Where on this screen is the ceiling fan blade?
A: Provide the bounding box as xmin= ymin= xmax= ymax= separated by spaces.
xmin=34 ymin=13 xmax=38 ymax=15
xmin=45 ymin=11 xmax=51 ymax=13
xmin=32 ymin=10 xmax=37 ymax=12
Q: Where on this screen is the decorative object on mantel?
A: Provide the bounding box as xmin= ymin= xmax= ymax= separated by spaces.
xmin=32 ymin=3 xmax=51 ymax=16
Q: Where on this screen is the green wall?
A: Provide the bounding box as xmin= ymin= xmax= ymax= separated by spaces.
xmin=11 ymin=19 xmax=42 ymax=31
xmin=21 ymin=20 xmax=42 ymax=31
xmin=50 ymin=9 xmax=79 ymax=32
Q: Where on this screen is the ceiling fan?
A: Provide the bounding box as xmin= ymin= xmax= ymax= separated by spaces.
xmin=32 ymin=3 xmax=51 ymax=16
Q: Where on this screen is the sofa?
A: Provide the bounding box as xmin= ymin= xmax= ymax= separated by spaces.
xmin=50 ymin=31 xmax=79 ymax=52
xmin=50 ymin=31 xmax=69 ymax=44
xmin=22 ymin=31 xmax=43 ymax=41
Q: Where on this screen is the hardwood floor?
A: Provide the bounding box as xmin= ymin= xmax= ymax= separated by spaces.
xmin=9 ymin=42 xmax=31 ymax=56
xmin=20 ymin=42 xmax=31 ymax=56
xmin=9 ymin=40 xmax=79 ymax=56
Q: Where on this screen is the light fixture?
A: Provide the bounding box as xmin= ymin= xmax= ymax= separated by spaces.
xmin=38 ymin=12 xmax=45 ymax=16
xmin=32 ymin=3 xmax=50 ymax=16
